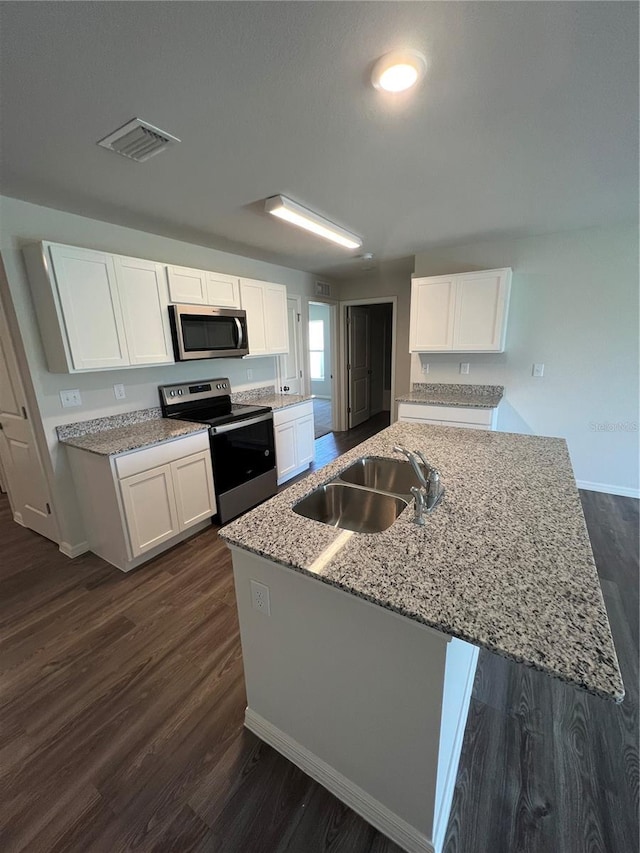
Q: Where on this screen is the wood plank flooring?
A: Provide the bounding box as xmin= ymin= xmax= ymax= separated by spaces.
xmin=0 ymin=420 xmax=637 ymax=853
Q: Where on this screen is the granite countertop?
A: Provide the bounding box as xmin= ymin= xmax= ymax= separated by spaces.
xmin=220 ymin=421 xmax=624 ymax=703
xmin=396 ymin=383 xmax=504 ymax=409
xmin=232 ymin=385 xmax=313 ymax=411
xmin=57 ymin=409 xmax=208 ymax=456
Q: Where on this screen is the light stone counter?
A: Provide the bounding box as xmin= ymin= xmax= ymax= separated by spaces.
xmin=220 ymin=421 xmax=624 ymax=702
xmin=396 ymin=382 xmax=504 ymax=409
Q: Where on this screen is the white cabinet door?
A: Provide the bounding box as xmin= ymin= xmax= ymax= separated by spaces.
xmin=120 ymin=464 xmax=180 ymax=557
xmin=166 ymin=265 xmax=208 ymax=304
xmin=274 ymin=421 xmax=298 ymax=480
xmin=453 ymin=270 xmax=510 ymax=352
xmin=206 ymin=273 xmax=240 ymax=308
xmin=264 ymin=284 xmax=289 ymax=354
xmin=171 ymin=450 xmax=216 ymax=530
xmin=295 ymin=415 xmax=315 ymax=467
xmin=239 ymin=279 xmax=268 ymax=356
xmin=115 ymin=256 xmax=174 ymax=365
xmin=49 ymin=244 xmax=130 ymax=370
xmin=409 ymin=277 xmax=456 ymax=352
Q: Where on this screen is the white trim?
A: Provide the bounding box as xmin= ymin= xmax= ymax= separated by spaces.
xmin=308 ymin=298 xmax=339 ymax=431
xmin=576 ymin=480 xmax=640 ymax=499
xmin=339 ymin=296 xmax=397 ymax=431
xmin=432 ymin=645 xmax=479 ymax=852
xmin=13 ymin=511 xmax=26 ymax=527
xmin=59 ymin=540 xmax=90 ymax=558
xmin=245 ymin=708 xmax=435 ymax=853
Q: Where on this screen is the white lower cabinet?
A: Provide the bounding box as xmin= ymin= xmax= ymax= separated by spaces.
xmin=398 ymin=402 xmax=497 ymax=430
xmin=67 ymin=431 xmax=216 ymax=571
xmin=273 ymin=401 xmax=315 ymax=484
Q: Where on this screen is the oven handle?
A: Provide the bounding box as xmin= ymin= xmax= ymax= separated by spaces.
xmin=234 ymin=317 xmax=244 ymax=349
xmin=211 ymin=412 xmax=273 ymax=435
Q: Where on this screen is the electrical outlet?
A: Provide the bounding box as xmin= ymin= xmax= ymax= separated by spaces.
xmin=250 ymin=579 xmax=270 ymax=615
xmin=60 ymin=389 xmax=82 ymax=408
xmin=247 ymin=368 xmax=253 ymax=381
xmin=113 ymin=383 xmax=126 ymax=400
xmin=459 ymin=363 xmax=470 ymax=375
xmin=532 ymin=363 xmax=545 ymax=378
xmin=422 ymin=362 xmax=430 ymax=374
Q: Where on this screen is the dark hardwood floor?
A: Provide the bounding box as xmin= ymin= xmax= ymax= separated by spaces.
xmin=0 ymin=418 xmax=637 ymax=853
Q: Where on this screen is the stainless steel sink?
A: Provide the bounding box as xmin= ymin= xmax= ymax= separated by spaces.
xmin=292 ymin=482 xmax=408 ymax=534
xmin=337 ymin=456 xmax=427 ymax=498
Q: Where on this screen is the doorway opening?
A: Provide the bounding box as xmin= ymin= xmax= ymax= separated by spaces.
xmin=343 ymin=300 xmax=394 ymax=432
xmin=308 ymin=301 xmax=335 ymax=439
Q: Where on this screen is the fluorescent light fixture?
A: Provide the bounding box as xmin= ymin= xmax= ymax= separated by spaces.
xmin=371 ymin=49 xmax=427 ymax=93
xmin=265 ymin=195 xmax=362 ymax=250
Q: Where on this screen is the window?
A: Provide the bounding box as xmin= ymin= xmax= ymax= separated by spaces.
xmin=309 ymin=320 xmax=324 ymax=380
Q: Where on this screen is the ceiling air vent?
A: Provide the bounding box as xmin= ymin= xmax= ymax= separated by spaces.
xmin=315 ymin=281 xmax=331 ymax=297
xmin=97 ymin=118 xmax=181 ymax=162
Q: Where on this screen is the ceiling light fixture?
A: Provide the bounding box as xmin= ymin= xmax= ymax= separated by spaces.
xmin=265 ymin=195 xmax=362 ymax=250
xmin=371 ymin=49 xmax=427 ymax=93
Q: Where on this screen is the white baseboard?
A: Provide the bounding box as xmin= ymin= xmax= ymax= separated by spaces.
xmin=244 ymin=708 xmax=435 ymax=853
xmin=59 ymin=540 xmax=89 ymax=558
xmin=13 ymin=511 xmax=26 ymax=527
xmin=576 ymin=480 xmax=640 ymax=499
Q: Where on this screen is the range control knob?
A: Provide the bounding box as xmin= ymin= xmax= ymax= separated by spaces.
xmin=177 ymin=389 xmax=183 ymax=396
xmin=169 ymin=390 xmax=175 ymax=397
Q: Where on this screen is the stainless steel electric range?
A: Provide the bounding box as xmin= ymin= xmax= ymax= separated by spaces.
xmin=160 ymin=378 xmax=276 ymax=523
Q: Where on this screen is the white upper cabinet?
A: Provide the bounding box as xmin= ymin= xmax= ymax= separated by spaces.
xmin=206 ymin=273 xmax=240 ymax=308
xmin=166 ymin=264 xmax=240 ymax=308
xmin=166 ymin=265 xmax=209 ymax=304
xmin=114 ymin=256 xmax=174 ymax=365
xmin=409 ymin=276 xmax=457 ymax=352
xmin=47 ymin=244 xmax=130 ymax=370
xmin=24 ymin=242 xmax=176 ymax=373
xmin=239 ymin=278 xmax=289 ymax=357
xmin=410 ymin=268 xmax=511 ymax=353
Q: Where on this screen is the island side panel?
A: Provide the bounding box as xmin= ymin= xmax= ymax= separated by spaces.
xmin=230 ymin=545 xmax=453 ymax=850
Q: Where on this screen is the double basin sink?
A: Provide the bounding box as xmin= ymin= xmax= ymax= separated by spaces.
xmin=292 ymin=456 xmax=426 ymax=534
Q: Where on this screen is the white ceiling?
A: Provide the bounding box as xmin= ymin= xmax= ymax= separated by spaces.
xmin=0 ymin=2 xmax=637 ymax=278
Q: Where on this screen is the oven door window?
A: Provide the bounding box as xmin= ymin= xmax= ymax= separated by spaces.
xmin=210 ymin=419 xmax=275 ymax=493
xmin=181 ymin=314 xmax=239 ymax=352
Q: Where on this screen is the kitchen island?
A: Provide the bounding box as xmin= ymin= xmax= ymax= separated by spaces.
xmin=219 ymin=422 xmax=623 ymax=853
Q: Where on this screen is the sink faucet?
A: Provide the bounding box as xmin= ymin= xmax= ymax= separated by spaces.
xmin=393 ymin=445 xmax=445 ymax=524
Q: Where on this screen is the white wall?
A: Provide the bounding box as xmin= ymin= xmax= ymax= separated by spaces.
xmin=309 ymin=301 xmax=332 ymax=398
xmin=412 ymin=224 xmax=639 ymax=496
xmin=0 ymin=195 xmax=328 ymax=547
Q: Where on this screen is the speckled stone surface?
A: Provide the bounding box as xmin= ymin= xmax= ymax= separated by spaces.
xmin=233 ymin=385 xmax=313 ymax=411
xmin=220 ymin=422 xmax=624 ymax=703
xmin=58 ymin=417 xmax=208 ymax=456
xmin=396 ymin=383 xmax=504 ymax=408
xmin=57 ymin=407 xmax=163 ymax=440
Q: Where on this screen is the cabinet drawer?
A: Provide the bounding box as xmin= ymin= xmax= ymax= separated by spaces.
xmin=273 ymin=401 xmax=314 ymax=427
xmin=114 ymin=430 xmax=210 ymax=479
xmin=398 ymin=403 xmax=493 ymax=426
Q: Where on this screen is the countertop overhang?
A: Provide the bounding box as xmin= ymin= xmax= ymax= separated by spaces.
xmin=220 ymin=421 xmax=624 ymax=703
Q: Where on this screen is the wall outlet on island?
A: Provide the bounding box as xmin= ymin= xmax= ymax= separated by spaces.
xmin=113 ymin=383 xmax=126 ymax=400
xmin=459 ymin=363 xmax=470 ymax=375
xmin=246 ymin=368 xmax=253 ymax=381
xmin=250 ymin=579 xmax=271 ymax=616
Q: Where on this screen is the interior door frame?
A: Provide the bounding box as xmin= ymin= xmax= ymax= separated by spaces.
xmin=0 ymin=253 xmax=60 ymax=542
xmin=307 ymin=298 xmax=339 ymax=431
xmin=338 ymin=296 xmax=397 ymax=433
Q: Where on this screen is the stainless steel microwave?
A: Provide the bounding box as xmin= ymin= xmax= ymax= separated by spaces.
xmin=169 ymin=304 xmax=249 ymax=360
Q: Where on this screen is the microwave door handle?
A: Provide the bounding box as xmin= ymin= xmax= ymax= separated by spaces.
xmin=234 ymin=317 xmax=244 ymax=349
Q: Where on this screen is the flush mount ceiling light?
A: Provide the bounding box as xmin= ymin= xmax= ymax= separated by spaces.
xmin=371 ymin=49 xmax=427 ymax=93
xmin=265 ymin=195 xmax=362 ymax=250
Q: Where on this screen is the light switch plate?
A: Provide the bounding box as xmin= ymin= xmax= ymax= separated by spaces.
xmin=113 ymin=384 xmax=126 ymax=400
xmin=60 ymin=389 xmax=82 ymax=408
xmin=532 ymin=363 xmax=545 ymax=377
xmin=460 ymin=363 xmax=470 ymax=375
xmin=421 ymin=362 xmax=430 ymax=374
xmin=246 ymin=368 xmax=253 ymax=380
